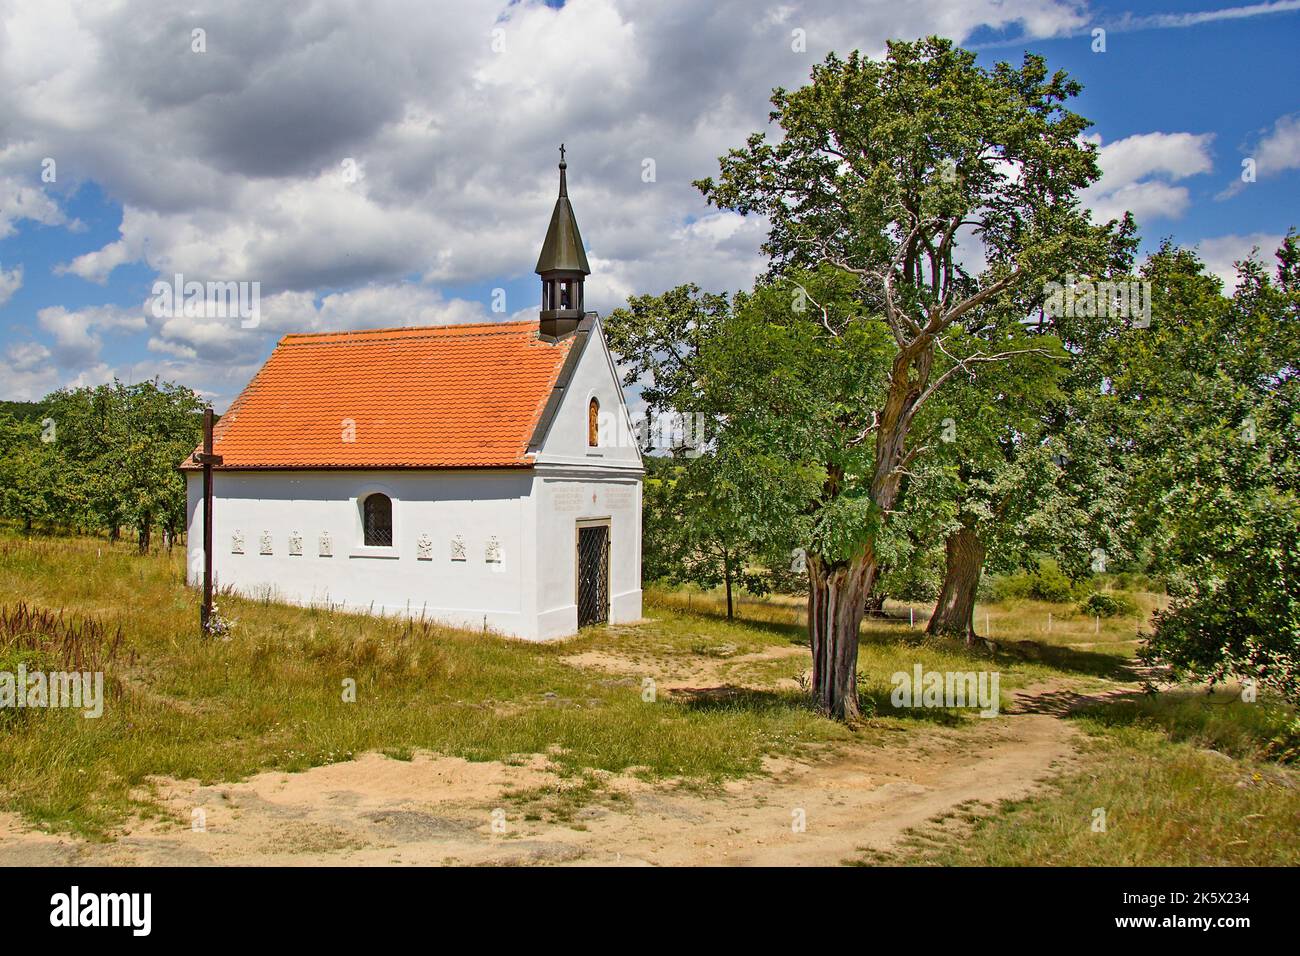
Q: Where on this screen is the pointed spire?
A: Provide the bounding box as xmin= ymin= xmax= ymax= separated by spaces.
xmin=535 ymin=145 xmax=590 ymax=276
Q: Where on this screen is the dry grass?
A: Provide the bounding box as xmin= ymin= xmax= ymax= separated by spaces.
xmin=3 ymin=529 xmax=1292 ymax=868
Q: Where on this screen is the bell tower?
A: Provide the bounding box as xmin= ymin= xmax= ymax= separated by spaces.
xmin=535 ymin=144 xmax=591 ymax=340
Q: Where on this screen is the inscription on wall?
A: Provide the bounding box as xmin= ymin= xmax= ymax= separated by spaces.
xmin=605 ymin=488 xmax=634 ymax=510
xmin=552 ymin=488 xmax=582 ymax=513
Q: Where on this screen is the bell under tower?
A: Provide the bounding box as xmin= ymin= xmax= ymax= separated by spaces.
xmin=535 ymin=144 xmax=591 ymax=340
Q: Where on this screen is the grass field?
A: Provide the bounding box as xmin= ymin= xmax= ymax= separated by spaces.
xmin=1 ymin=529 xmax=1295 ymax=864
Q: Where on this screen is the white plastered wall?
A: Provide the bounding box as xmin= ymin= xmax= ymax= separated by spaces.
xmin=530 ymin=317 xmax=644 ymax=638
xmin=186 ymin=468 xmax=542 ymax=638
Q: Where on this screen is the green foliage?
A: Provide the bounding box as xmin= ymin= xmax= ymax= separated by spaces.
xmin=605 ymin=284 xmax=732 ymax=421
xmin=0 ymin=400 xmax=49 ymax=423
xmin=641 ymin=454 xmax=777 ymax=607
xmin=0 ymin=379 xmax=203 ymax=550
xmin=691 ymin=268 xmax=896 ymax=567
xmin=991 ymin=558 xmax=1077 ymax=603
xmin=878 ymin=544 xmax=945 ymax=602
xmin=0 ymin=414 xmax=58 ymax=530
xmin=1116 ymin=235 xmax=1300 ymax=702
xmin=1078 ymin=591 xmax=1136 ymax=618
xmin=696 ymin=38 xmax=1121 ymax=296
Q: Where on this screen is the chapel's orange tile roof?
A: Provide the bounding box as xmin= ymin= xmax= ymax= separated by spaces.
xmin=182 ymin=321 xmax=575 ymax=469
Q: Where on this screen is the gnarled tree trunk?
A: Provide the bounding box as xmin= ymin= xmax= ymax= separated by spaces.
xmin=805 ymin=340 xmax=935 ymax=720
xmin=808 ymin=553 xmax=876 ymax=720
xmin=927 ymin=519 xmax=986 ymax=644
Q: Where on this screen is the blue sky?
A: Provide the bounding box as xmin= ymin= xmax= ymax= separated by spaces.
xmin=1 ymin=0 xmax=1297 ymax=408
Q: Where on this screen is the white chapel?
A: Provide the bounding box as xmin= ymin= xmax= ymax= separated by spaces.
xmin=183 ymin=157 xmax=643 ymax=639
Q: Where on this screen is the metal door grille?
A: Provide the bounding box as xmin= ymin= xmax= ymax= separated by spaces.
xmin=577 ymin=525 xmax=610 ymax=627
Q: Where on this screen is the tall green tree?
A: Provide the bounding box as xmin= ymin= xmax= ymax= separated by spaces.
xmin=695 ymin=38 xmax=1125 ymax=717
xmin=1120 ymin=237 xmax=1300 ymax=701
xmin=919 ymin=303 xmax=1068 ymax=639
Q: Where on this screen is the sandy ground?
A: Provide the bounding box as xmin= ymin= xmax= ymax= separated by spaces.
xmin=0 ymin=675 xmax=1093 ymax=867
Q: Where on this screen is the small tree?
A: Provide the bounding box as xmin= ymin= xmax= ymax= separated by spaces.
xmin=607 ymin=286 xmax=796 ymax=618
xmin=642 ymin=454 xmax=774 ymax=619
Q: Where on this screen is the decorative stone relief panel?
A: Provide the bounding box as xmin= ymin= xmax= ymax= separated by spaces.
xmin=259 ymin=531 xmax=273 ymax=555
xmin=450 ymin=534 xmax=466 ymax=562
xmin=289 ymin=531 xmax=303 ymax=556
xmin=318 ymin=531 xmax=333 ymax=557
xmin=485 ymin=536 xmax=502 ymax=564
xmin=417 ymin=533 xmax=433 ymax=560
xmin=231 ymin=530 xmax=244 ymax=554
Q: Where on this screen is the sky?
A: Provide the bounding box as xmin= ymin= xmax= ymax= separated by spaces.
xmin=0 ymin=0 xmax=1297 ymax=409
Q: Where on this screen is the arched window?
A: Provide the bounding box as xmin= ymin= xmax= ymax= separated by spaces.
xmin=588 ymin=397 xmax=600 ymax=447
xmin=363 ymin=493 xmax=392 ymax=546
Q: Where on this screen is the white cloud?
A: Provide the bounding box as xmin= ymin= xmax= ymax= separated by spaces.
xmin=1195 ymin=232 xmax=1286 ymax=292
xmin=0 ymin=342 xmax=57 ymax=400
xmin=5 ymin=340 xmax=50 ymax=373
xmin=1082 ymin=132 xmax=1215 ymax=223
xmin=0 ymin=174 xmax=69 ymax=239
xmin=56 ymin=239 xmax=138 ymax=284
xmin=0 ymin=0 xmax=1124 ymax=402
xmin=1219 ymin=112 xmax=1300 ymax=198
xmin=36 ymin=303 xmax=147 ymax=366
xmin=1255 ymin=113 xmax=1300 ymax=176
xmin=6 ymin=0 xmax=1095 ymax=293
xmin=143 ymin=282 xmax=504 ymax=373
xmin=0 ymin=261 xmax=21 ymax=306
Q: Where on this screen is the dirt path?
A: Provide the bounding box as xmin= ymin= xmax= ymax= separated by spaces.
xmin=0 ymin=681 xmax=1087 ymax=866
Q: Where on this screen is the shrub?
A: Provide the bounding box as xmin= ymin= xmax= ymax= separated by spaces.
xmin=990 ymin=559 xmax=1081 ymax=604
xmin=1079 ymin=592 xmax=1137 ymax=618
xmin=1027 ymin=560 xmax=1074 ymax=603
xmin=990 ymin=571 xmax=1032 ymax=602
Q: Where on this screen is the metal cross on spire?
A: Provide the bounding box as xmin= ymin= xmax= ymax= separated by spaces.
xmin=559 ymin=142 xmax=566 ymax=164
